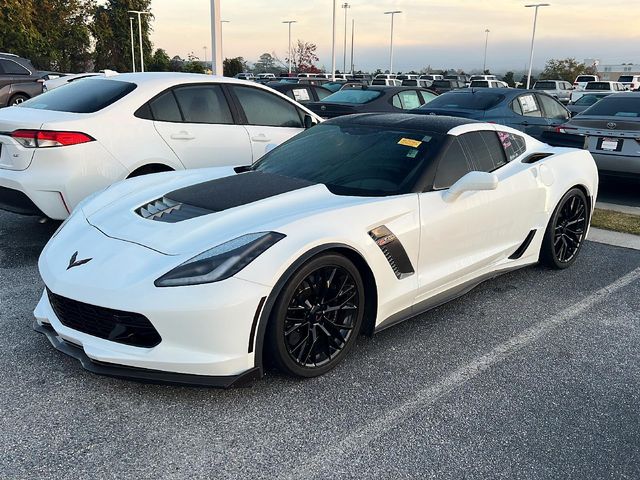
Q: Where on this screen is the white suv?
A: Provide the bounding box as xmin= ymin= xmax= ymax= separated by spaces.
xmin=0 ymin=73 xmax=321 ymax=219
xmin=618 ymin=75 xmax=640 ymax=91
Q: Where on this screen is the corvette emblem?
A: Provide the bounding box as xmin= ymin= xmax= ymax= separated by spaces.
xmin=607 ymin=122 xmax=617 ymax=130
xmin=67 ymin=251 xmax=92 ymax=270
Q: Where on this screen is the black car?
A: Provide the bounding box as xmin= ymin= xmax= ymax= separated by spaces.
xmin=305 ymin=86 xmax=438 ymax=119
xmin=430 ymin=79 xmax=466 ymax=94
xmin=266 ymin=82 xmax=333 ymax=103
xmin=0 ymin=53 xmax=45 ymax=106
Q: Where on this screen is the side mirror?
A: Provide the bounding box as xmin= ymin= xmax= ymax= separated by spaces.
xmin=443 ymin=171 xmax=498 ymax=202
xmin=304 ymin=114 xmax=317 ymax=129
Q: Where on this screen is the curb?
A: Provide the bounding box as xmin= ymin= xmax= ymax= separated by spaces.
xmin=595 ymin=202 xmax=640 ymax=216
xmin=587 ymin=227 xmax=640 ymax=251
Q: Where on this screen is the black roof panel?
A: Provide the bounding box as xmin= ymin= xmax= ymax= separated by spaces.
xmin=325 ymin=113 xmax=478 ymax=134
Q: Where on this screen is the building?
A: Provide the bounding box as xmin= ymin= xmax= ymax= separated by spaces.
xmin=592 ymin=61 xmax=640 ymax=81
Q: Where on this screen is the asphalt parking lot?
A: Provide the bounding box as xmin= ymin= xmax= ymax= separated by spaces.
xmin=1 ymin=210 xmax=639 ymax=480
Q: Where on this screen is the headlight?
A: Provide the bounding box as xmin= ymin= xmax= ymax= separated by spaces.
xmin=154 ymin=232 xmax=285 ymax=287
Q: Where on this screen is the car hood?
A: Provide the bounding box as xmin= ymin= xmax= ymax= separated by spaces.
xmin=82 ymin=167 xmax=372 ymax=256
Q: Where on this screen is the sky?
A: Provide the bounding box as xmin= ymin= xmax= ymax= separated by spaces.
xmin=150 ymin=0 xmax=640 ymax=73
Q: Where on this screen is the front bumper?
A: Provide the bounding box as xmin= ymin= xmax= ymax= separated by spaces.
xmin=33 ymin=321 xmax=262 ymax=387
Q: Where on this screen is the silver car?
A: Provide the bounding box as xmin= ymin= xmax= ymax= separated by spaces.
xmin=559 ymin=92 xmax=640 ymax=178
xmin=533 ymin=80 xmax=573 ymax=104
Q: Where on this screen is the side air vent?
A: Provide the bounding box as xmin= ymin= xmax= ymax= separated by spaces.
xmin=509 ymin=229 xmax=537 ymax=259
xmin=136 ymin=197 xmax=212 ymax=223
xmin=368 ymin=225 xmax=415 ymax=279
xmin=522 ymin=152 xmax=554 ymax=164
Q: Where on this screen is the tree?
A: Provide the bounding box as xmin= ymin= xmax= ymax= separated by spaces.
xmin=148 ymin=48 xmax=170 ymax=71
xmin=285 ymin=40 xmax=319 ymax=73
xmin=91 ymin=0 xmax=153 ymax=72
xmin=502 ymin=71 xmax=515 ymax=87
xmin=182 ymin=52 xmax=205 ymax=74
xmin=540 ymin=58 xmax=597 ymax=83
xmin=0 ymin=0 xmax=94 ymax=72
xmin=253 ymin=52 xmax=279 ymax=74
xmin=223 ymin=57 xmax=245 ymax=77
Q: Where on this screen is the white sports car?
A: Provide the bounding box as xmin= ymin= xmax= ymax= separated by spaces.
xmin=34 ymin=114 xmax=598 ymax=386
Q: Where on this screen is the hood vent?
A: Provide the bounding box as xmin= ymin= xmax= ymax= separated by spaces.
xmin=136 ymin=197 xmax=212 ymax=223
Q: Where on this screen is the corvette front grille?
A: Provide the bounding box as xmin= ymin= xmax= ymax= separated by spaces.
xmin=136 ymin=197 xmax=212 ymax=223
xmin=47 ymin=289 xmax=161 ymax=348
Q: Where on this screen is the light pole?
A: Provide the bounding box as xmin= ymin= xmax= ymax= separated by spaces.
xmin=129 ymin=17 xmax=136 ymax=72
xmin=203 ymin=46 xmax=207 ymax=71
xmin=220 ymin=20 xmax=230 ymax=63
xmin=282 ymin=20 xmax=296 ymax=75
xmin=525 ymin=3 xmax=550 ymax=89
xmin=384 ymin=10 xmax=401 ymax=74
xmin=209 ymin=0 xmax=222 ymax=75
xmin=128 ymin=10 xmax=151 ymax=72
xmin=341 ymin=3 xmax=350 ymax=74
xmin=483 ymin=29 xmax=490 ymax=73
xmin=350 ymin=18 xmax=355 ymax=74
xmin=331 ymin=0 xmax=336 ymax=81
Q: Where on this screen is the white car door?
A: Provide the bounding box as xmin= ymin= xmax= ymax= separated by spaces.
xmin=415 ymin=129 xmax=545 ymax=299
xmin=228 ymin=85 xmax=306 ymax=161
xmin=149 ymin=84 xmax=253 ymax=169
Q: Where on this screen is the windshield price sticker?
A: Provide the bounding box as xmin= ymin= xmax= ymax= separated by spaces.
xmin=398 ymin=138 xmax=422 ymax=148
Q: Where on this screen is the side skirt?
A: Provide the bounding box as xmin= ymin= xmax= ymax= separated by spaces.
xmin=374 ymin=265 xmax=523 ymax=334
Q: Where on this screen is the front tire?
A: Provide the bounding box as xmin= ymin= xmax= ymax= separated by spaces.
xmin=266 ymin=253 xmax=365 ymax=378
xmin=540 ymin=188 xmax=589 ymax=269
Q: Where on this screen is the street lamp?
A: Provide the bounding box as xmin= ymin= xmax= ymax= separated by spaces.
xmin=483 ymin=29 xmax=490 ymax=73
xmin=341 ymin=3 xmax=350 ymax=74
xmin=384 ymin=10 xmax=402 ymax=74
xmin=209 ymin=0 xmax=222 ymax=75
xmin=127 ymin=10 xmax=151 ymax=72
xmin=129 ymin=17 xmax=136 ymax=72
xmin=525 ymin=3 xmax=550 ymax=89
xmin=350 ymin=19 xmax=355 ymax=75
xmin=220 ymin=20 xmax=230 ymax=63
xmin=203 ymin=45 xmax=207 ymax=70
xmin=282 ymin=20 xmax=297 ymax=75
xmin=331 ymin=0 xmax=336 ymax=81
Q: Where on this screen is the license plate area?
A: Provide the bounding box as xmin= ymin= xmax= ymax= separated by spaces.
xmin=597 ymin=137 xmax=623 ymax=152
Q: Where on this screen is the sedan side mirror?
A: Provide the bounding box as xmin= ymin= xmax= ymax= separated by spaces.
xmin=304 ymin=114 xmax=318 ymax=129
xmin=443 ymin=171 xmax=499 ymax=202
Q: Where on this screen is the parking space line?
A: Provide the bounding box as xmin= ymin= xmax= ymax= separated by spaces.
xmin=286 ymin=266 xmax=640 ymax=480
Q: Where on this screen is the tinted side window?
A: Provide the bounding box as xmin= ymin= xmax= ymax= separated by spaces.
xmin=434 ymin=138 xmax=473 ymax=189
xmin=173 ymin=85 xmax=232 ymax=124
xmin=497 ymin=131 xmax=527 ymax=161
xmin=1 ymin=59 xmax=30 ymax=75
xmin=315 ymin=88 xmax=331 ymax=101
xmin=458 ymin=131 xmax=507 ymax=172
xmin=537 ymin=94 xmax=569 ymax=120
xmin=232 ymin=86 xmax=303 ymax=127
xmin=149 ymin=91 xmax=182 ymax=122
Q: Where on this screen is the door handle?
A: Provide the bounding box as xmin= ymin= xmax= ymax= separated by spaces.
xmin=251 ymin=134 xmax=271 ymax=142
xmin=521 ymin=121 xmax=530 ymax=126
xmin=170 ymin=131 xmax=195 ymax=140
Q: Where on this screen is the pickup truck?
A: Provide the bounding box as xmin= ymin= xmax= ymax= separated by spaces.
xmin=570 ymin=81 xmax=627 ymax=103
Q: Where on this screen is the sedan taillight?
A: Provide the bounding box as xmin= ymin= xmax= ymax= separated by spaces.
xmin=11 ymin=129 xmax=95 ymax=148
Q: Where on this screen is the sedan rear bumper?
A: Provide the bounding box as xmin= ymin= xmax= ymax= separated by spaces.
xmin=591 ymin=151 xmax=640 ymax=177
xmin=0 ymin=185 xmax=44 ymax=216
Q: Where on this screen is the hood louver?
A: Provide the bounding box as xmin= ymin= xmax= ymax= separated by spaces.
xmin=136 ymin=197 xmax=212 ymax=223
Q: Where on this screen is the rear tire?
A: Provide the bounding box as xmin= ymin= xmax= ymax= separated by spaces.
xmin=9 ymin=94 xmax=29 ymax=106
xmin=540 ymin=188 xmax=589 ymax=269
xmin=266 ymin=253 xmax=365 ymax=378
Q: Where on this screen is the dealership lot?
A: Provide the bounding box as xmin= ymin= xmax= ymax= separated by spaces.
xmin=1 ymin=209 xmax=639 ymax=479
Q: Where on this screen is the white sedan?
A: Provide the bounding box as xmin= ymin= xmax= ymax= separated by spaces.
xmin=34 ymin=114 xmax=598 ymax=386
xmin=0 ymin=73 xmax=321 ymax=219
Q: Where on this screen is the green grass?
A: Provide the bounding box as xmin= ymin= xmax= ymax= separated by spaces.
xmin=591 ymin=208 xmax=640 ymax=236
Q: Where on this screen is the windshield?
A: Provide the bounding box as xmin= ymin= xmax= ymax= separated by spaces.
xmin=321 ymin=89 xmax=382 ymax=103
xmin=470 ymin=81 xmax=489 ymax=87
xmin=20 ymin=79 xmax=136 ymax=113
xmin=582 ymin=97 xmax=640 ymax=117
xmin=574 ymin=94 xmax=607 ymax=106
xmin=576 ymin=76 xmax=597 ymax=82
xmin=534 ymin=81 xmax=556 ymax=89
xmin=618 ymin=76 xmax=634 ymax=83
xmin=252 ymin=123 xmax=445 ymax=196
xmin=420 ymin=91 xmax=504 ymax=110
xmin=585 ymin=82 xmax=611 ymax=90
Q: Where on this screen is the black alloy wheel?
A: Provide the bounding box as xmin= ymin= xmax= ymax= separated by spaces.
xmin=267 ymin=254 xmax=365 ymax=377
xmin=541 ymin=188 xmax=589 ymax=269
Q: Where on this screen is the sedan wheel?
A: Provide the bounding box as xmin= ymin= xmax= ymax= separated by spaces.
xmin=541 ymin=188 xmax=588 ymax=269
xmin=267 ymin=254 xmax=365 ymax=377
xmin=9 ymin=94 xmax=29 ymax=106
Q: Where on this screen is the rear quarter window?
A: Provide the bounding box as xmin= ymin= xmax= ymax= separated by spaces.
xmin=19 ymin=79 xmax=136 ymax=113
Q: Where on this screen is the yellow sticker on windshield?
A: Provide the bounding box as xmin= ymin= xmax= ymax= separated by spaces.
xmin=398 ymin=138 xmax=422 ymax=148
